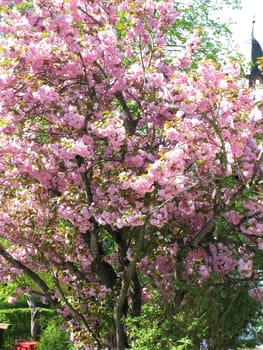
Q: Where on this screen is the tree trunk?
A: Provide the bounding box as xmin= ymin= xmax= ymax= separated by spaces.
xmin=114 ymin=261 xmax=137 ymax=349
xmin=27 ymin=295 xmax=41 ymax=341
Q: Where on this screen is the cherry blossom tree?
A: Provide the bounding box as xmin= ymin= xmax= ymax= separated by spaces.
xmin=0 ymin=0 xmax=262 ymax=349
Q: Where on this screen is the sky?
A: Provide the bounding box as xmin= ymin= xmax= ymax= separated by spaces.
xmin=220 ymin=0 xmax=263 ymax=62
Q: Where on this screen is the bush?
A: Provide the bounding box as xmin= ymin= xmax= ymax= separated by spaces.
xmin=38 ymin=317 xmax=73 ymax=350
xmin=125 ymin=277 xmax=260 ymax=350
xmin=0 ymin=300 xmax=28 ymax=309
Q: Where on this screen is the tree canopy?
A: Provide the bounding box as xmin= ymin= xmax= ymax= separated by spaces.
xmin=0 ymin=0 xmax=262 ymax=349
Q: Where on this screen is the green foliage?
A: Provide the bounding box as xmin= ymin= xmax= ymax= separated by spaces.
xmin=250 ymin=316 xmax=263 ymax=346
xmin=0 ymin=283 xmax=20 ymax=305
xmin=170 ymin=0 xmax=242 ymax=64
xmin=125 ymin=276 xmax=260 ymax=350
xmin=186 ymin=278 xmax=260 ymax=350
xmin=38 ymin=317 xmax=73 ymax=350
xmin=16 ymin=2 xmax=34 ymax=13
xmin=125 ymin=303 xmax=174 ymax=350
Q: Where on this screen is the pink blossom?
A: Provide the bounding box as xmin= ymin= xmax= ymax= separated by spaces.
xmin=16 ymin=288 xmax=25 ymax=295
xmin=249 ymin=287 xmax=263 ymax=304
xmin=155 ymin=256 xmax=173 ymax=276
xmin=8 ymin=296 xmax=17 ymax=304
xmin=210 ymin=244 xmax=236 ymax=275
xmin=178 ymin=199 xmax=195 ymax=216
xmin=224 ymin=210 xmax=242 ymax=226
xmin=63 ymin=112 xmax=85 ymax=129
xmin=238 ymin=259 xmax=253 ymax=278
xmin=199 ymin=265 xmax=211 ymax=280
xmin=186 ymin=29 xmax=201 ymax=54
xmin=258 ymin=239 xmax=263 ymax=250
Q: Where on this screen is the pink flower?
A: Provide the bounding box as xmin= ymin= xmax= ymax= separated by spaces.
xmin=224 ymin=210 xmax=242 ymax=225
xmin=258 ymin=239 xmax=263 ymax=250
xmin=155 ymin=256 xmax=173 ymax=276
xmin=210 ymin=244 xmax=236 ymax=275
xmin=16 ymin=288 xmax=25 ymax=295
xmin=8 ymin=296 xmax=17 ymax=304
xmin=125 ymin=154 xmax=144 ymax=168
xmin=166 ymin=127 xmax=178 ymax=142
xmin=238 ymin=259 xmax=253 ymax=278
xmin=199 ymin=265 xmax=211 ymax=280
xmin=186 ymin=29 xmax=201 ymax=54
xmin=63 ymin=112 xmax=85 ymax=129
xmin=249 ymin=287 xmax=263 ymax=304
xmin=178 ymin=200 xmax=195 ymax=216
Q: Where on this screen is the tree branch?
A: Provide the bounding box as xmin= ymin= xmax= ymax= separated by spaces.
xmin=252 ymin=147 xmax=263 ymax=181
xmin=55 ymin=275 xmax=103 ymax=349
xmin=51 ymin=259 xmax=91 ymax=283
xmin=77 ymin=6 xmax=103 ymax=26
xmin=74 ymin=157 xmax=118 ymax=288
xmin=0 ymin=244 xmax=55 ymax=306
xmin=75 ymin=155 xmax=93 ymax=206
xmin=114 ymin=91 xmax=139 ymax=136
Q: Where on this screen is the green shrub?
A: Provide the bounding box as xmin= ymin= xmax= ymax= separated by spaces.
xmin=125 ymin=278 xmax=260 ymax=350
xmin=38 ymin=317 xmax=73 ymax=350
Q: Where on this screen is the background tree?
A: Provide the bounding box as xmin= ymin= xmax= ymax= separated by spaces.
xmin=170 ymin=0 xmax=242 ymax=63
xmin=0 ymin=1 xmax=262 ymax=349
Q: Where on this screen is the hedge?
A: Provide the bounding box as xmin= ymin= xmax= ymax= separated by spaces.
xmin=0 ymin=308 xmax=55 ymax=350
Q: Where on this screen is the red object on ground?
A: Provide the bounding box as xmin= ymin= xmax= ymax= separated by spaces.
xmin=17 ymin=341 xmax=39 ymax=350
